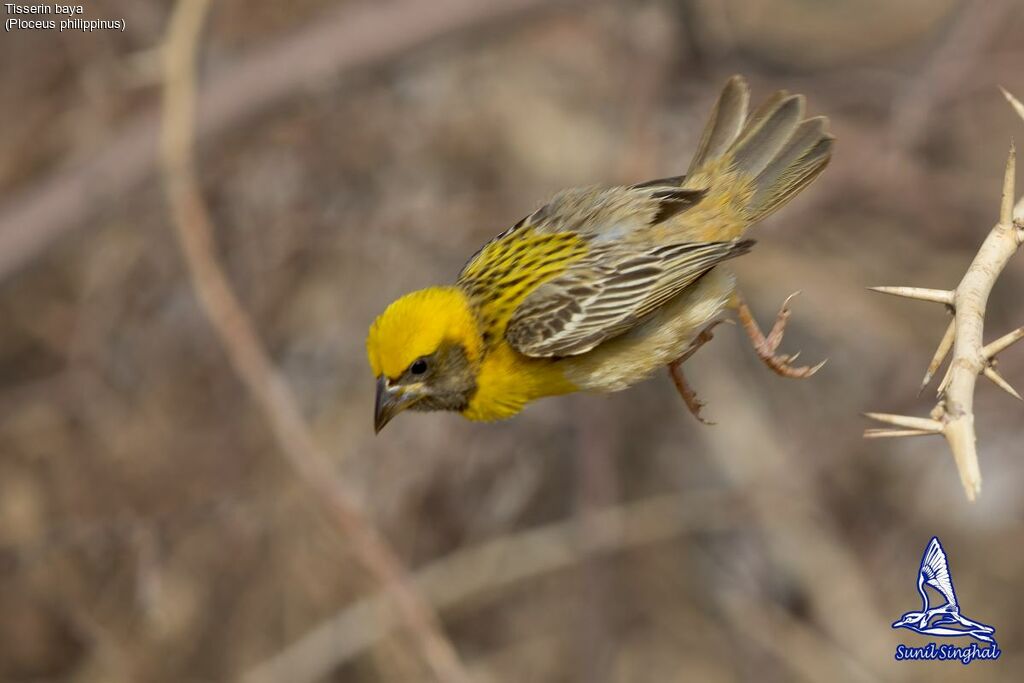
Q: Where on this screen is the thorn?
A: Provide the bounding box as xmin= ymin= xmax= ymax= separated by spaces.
xmin=983 ymin=325 xmax=1024 ymax=359
xmin=1002 ymin=86 xmax=1024 ymax=123
xmin=937 ymin=360 xmax=954 ymax=398
xmin=863 ymin=412 xmax=943 ymax=433
xmin=868 ymin=286 xmax=954 ymax=305
xmin=943 ymin=419 xmax=982 ymax=502
xmin=984 ymin=366 xmax=1022 ymax=401
xmin=920 ymin=319 xmax=956 ymax=394
xmin=864 ymin=428 xmax=940 ymax=439
xmin=1002 ymin=139 xmax=1017 ymax=226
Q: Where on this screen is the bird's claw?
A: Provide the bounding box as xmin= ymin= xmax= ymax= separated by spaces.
xmin=667 ymin=323 xmax=722 ymax=425
xmin=731 ymin=289 xmax=826 ymax=379
xmin=669 ymin=362 xmax=716 ymax=425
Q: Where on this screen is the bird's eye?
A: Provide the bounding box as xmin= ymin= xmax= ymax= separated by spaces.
xmin=409 ymin=358 xmax=429 ymax=376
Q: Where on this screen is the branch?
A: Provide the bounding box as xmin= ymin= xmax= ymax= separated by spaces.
xmin=887 ymin=0 xmax=1012 ymax=154
xmin=1003 ymin=88 xmax=1024 ymax=220
xmin=242 ymin=492 xmax=739 ymax=683
xmin=865 ymin=92 xmax=1024 ymax=500
xmin=160 ymin=2 xmax=469 ymax=681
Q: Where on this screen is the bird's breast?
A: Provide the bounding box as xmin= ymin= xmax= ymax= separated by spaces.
xmin=461 ymin=267 xmax=735 ymax=418
xmin=461 ymin=342 xmax=576 ymax=421
xmin=560 ymin=267 xmax=735 ymax=392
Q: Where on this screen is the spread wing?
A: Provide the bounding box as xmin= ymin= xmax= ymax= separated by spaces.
xmin=920 ymin=537 xmax=957 ymax=608
xmin=505 ymin=238 xmax=752 ymax=357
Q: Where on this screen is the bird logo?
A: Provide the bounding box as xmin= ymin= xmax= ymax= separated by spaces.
xmin=892 ymin=537 xmax=996 ymax=645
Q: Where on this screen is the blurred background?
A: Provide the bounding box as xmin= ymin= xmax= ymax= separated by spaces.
xmin=2 ymin=0 xmax=1023 ymax=681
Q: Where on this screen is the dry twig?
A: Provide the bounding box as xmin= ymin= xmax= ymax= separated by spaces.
xmin=865 ymin=90 xmax=1024 ymax=501
xmin=695 ymin=370 xmax=897 ymax=680
xmin=243 ymin=491 xmax=741 ymax=683
xmin=160 ymin=2 xmax=469 ymax=681
xmin=0 ymin=0 xmax=569 ymax=282
xmin=887 ymin=0 xmax=1011 ymax=154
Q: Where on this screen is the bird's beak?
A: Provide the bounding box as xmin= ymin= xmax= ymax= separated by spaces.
xmin=374 ymin=376 xmax=420 ymax=433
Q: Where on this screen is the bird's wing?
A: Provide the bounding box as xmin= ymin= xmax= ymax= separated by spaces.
xmin=503 ymin=238 xmax=752 ymax=357
xmin=920 ymin=537 xmax=957 ymax=608
xmin=521 ymin=183 xmax=708 ymax=243
xmin=457 ymin=183 xmax=717 ymax=349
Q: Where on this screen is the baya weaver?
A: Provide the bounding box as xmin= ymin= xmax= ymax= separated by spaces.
xmin=367 ymin=76 xmax=832 ymax=431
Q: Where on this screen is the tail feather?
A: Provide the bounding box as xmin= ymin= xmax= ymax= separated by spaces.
xmin=685 ymin=76 xmax=832 ymax=227
xmin=731 ymin=94 xmax=804 ymax=179
xmin=749 ymin=120 xmax=833 ymax=221
xmin=686 ymin=75 xmax=749 ymax=176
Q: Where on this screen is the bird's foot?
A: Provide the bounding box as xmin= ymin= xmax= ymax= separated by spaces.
xmin=667 ymin=322 xmax=723 ymax=425
xmin=669 ymin=362 xmax=714 ymax=425
xmin=729 ymin=289 xmax=825 ymax=378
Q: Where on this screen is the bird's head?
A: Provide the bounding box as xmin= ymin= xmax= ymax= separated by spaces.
xmin=892 ymin=612 xmax=923 ymax=629
xmin=366 ymin=287 xmax=482 ymax=432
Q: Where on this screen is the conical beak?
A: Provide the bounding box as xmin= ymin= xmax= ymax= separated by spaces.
xmin=374 ymin=376 xmax=418 ymax=433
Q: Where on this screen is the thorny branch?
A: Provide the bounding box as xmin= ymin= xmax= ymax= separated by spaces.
xmin=865 ymin=89 xmax=1024 ymax=501
xmin=160 ymin=1 xmax=470 ymax=681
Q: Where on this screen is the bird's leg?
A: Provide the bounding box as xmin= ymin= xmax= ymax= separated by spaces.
xmin=728 ymin=289 xmax=825 ymax=379
xmin=667 ymin=321 xmax=724 ymax=425
xmin=669 ymin=364 xmax=711 ymax=425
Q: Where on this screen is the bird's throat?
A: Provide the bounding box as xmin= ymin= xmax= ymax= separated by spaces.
xmin=461 ymin=343 xmax=576 ymax=421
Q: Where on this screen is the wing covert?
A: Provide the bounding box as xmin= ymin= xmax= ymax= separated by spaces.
xmin=506 ymin=239 xmax=753 ymax=357
xmin=458 ymin=180 xmax=744 ymax=356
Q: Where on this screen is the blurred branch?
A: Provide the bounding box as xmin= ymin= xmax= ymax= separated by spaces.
xmin=0 ymin=0 xmax=571 ymax=282
xmin=159 ymin=2 xmax=469 ymax=682
xmin=691 ymin=370 xmax=897 ymax=681
xmin=614 ymin=6 xmax=675 ymax=183
xmin=888 ymin=0 xmax=1011 ymax=154
xmin=717 ymin=588 xmax=875 ymax=683
xmin=572 ymin=400 xmax=618 ymax=683
xmin=243 ymin=491 xmax=741 ymax=683
xmin=866 ymin=91 xmax=1024 ymax=500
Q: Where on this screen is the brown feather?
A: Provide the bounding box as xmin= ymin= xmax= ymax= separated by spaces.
xmin=505 ymin=239 xmax=753 ymax=357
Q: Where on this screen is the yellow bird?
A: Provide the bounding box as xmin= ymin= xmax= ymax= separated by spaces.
xmin=367 ymin=75 xmax=833 ymax=432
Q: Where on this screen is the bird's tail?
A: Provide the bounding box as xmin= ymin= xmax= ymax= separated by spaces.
xmin=683 ymin=75 xmax=833 ymax=227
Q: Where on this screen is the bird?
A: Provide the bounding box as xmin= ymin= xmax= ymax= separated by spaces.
xmin=367 ymin=75 xmax=833 ymax=432
xmin=892 ymin=537 xmax=996 ymax=643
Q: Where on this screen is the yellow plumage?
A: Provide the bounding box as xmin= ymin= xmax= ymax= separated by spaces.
xmin=458 ymin=228 xmax=589 ymax=345
xmin=463 ymin=343 xmax=575 ymax=421
xmin=366 ymin=286 xmax=575 ymax=422
xmin=367 ymin=287 xmax=481 ymax=379
xmin=367 ymin=76 xmax=833 ymax=431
